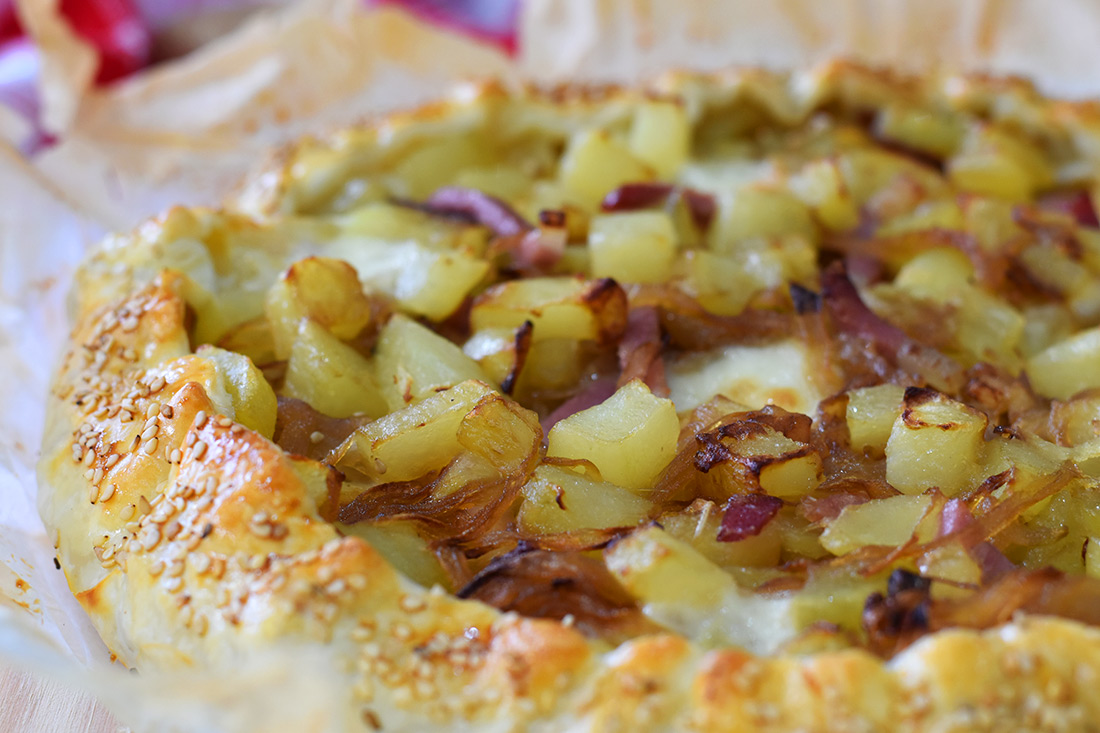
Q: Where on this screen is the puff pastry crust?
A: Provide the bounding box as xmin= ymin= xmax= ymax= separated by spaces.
xmin=40 ymin=62 xmax=1100 ymax=731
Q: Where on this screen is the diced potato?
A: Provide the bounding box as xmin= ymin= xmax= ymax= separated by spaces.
xmin=452 ymin=166 xmax=533 ymax=201
xmin=659 ymin=500 xmax=782 ymax=569
xmin=788 ymin=159 xmax=860 ymax=231
xmin=547 ymin=380 xmax=679 ymax=491
xmin=470 ymin=276 xmax=627 ymax=343
xmin=456 ymin=393 xmax=541 ymax=473
xmin=265 ymin=257 xmax=372 ymax=359
xmin=518 ymin=464 xmax=651 ymax=534
xmin=1021 ymin=304 xmax=1076 ymax=357
xmin=838 ymin=148 xmax=947 ymax=207
xmin=283 ymin=320 xmax=388 ymax=419
xmin=680 ymin=250 xmax=761 ymax=316
xmin=389 ymin=133 xmax=496 ymax=199
xmin=338 ymin=380 xmax=495 ymax=482
xmin=666 ymin=340 xmax=826 ymax=416
xmin=604 ymin=526 xmax=796 ymax=653
xmin=875 ymin=105 xmax=964 ymax=158
xmin=885 ymin=388 xmax=988 ymax=496
xmin=559 ymin=129 xmax=655 ymax=209
xmin=948 ymin=151 xmax=1033 ymax=202
xmin=338 ymin=202 xmax=488 ymax=253
xmin=327 ymin=236 xmax=490 ymax=322
xmin=1027 ymin=326 xmax=1100 ymax=400
xmin=846 ymin=383 xmax=906 ymax=456
xmin=197 ymin=345 xmax=278 ymax=438
xmin=1086 ymin=537 xmax=1100 ymax=580
xmin=786 ymin=573 xmax=884 ymax=634
xmin=588 ymin=211 xmax=677 ymax=284
xmin=628 ymin=101 xmax=690 ymax=179
xmin=877 ymin=199 xmax=965 ymax=238
xmin=820 ymin=494 xmax=932 ymax=555
xmin=516 ymin=339 xmax=584 ymax=393
xmin=340 ymin=519 xmax=451 ymax=589
xmin=215 ymin=318 xmax=276 ymax=372
xmin=375 ymin=314 xmax=490 ymax=411
xmin=712 ymin=187 xmax=817 ymax=251
xmin=463 ymin=327 xmax=523 ymax=387
xmin=1050 ymin=390 xmax=1100 ymax=446
xmin=917 ymin=541 xmax=982 ymax=585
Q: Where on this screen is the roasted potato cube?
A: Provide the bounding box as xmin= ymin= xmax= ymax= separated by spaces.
xmin=838 ymin=148 xmax=947 ymax=207
xmin=628 ymin=101 xmax=690 ymax=179
xmin=588 ymin=211 xmax=677 ymax=284
xmin=338 ymin=202 xmax=487 ymax=252
xmin=604 ymin=526 xmax=795 ymax=652
xmin=546 ymin=380 xmax=680 ymax=491
xmin=338 ymin=380 xmax=495 ymax=482
xmin=470 ymin=276 xmax=627 ymax=343
xmin=389 ymin=132 xmax=495 ymax=199
xmin=283 ymin=320 xmax=388 ymax=419
xmin=265 ymin=257 xmax=372 ymax=359
xmin=1050 ymin=390 xmax=1100 ymax=446
xmin=877 ymin=199 xmax=964 ymax=238
xmin=885 ymin=388 xmax=988 ymax=496
xmin=948 ymin=151 xmax=1033 ymax=202
xmin=559 ymin=129 xmax=655 ymax=209
xmin=659 ymin=500 xmax=782 ymax=569
xmin=712 ymin=186 xmax=817 ymax=251
xmin=819 ymin=494 xmax=933 ymax=555
xmin=788 ymin=159 xmax=860 ymax=231
xmin=340 ymin=519 xmax=451 ymax=589
xmin=1027 ymin=326 xmax=1100 ymax=400
xmin=700 ymin=424 xmax=822 ymax=500
xmin=375 ymin=314 xmax=490 ymax=411
xmin=1087 ymin=538 xmax=1100 ymax=580
xmin=197 ymin=345 xmax=278 ymax=439
xmin=517 ymin=464 xmax=651 ymax=535
xmin=846 ymin=383 xmax=906 ymax=457
xmin=875 ymin=105 xmax=964 ymax=158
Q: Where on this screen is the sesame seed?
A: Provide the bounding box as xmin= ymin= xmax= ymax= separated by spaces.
xmin=326 ymin=579 xmax=347 ymax=595
xmin=399 ymin=595 xmax=425 ymax=614
xmin=250 ymin=522 xmax=273 ymax=539
xmin=100 ymin=544 xmax=116 ymax=561
xmin=217 ymin=416 xmax=232 ymax=428
xmin=347 ymin=575 xmax=367 ymax=591
xmin=193 ymin=614 xmax=208 ymax=636
xmin=165 ymin=560 xmax=185 ymax=578
xmin=142 ymin=437 xmax=159 ymax=455
xmin=138 ymin=495 xmax=151 ymax=515
xmin=204 ymin=477 xmax=218 ymax=493
xmin=309 ymin=431 xmax=325 ymax=444
xmin=121 ymin=504 xmax=136 ymax=521
xmin=169 ymin=448 xmax=181 ymax=464
xmin=149 ymin=376 xmax=166 ymax=392
xmin=91 ymin=467 xmax=104 ymax=484
xmin=270 ymin=524 xmax=288 ymax=540
xmin=98 ymin=483 xmax=116 ymax=503
xmin=119 ymin=409 xmax=134 ymax=423
xmin=83 ymin=468 xmax=96 ymax=482
xmin=163 ymin=576 xmax=183 ymax=592
xmin=179 ymin=604 xmax=193 ymax=625
xmin=230 ymin=424 xmax=244 ymax=434
xmin=120 ymin=316 xmax=139 ymax=332
xmin=251 ymin=511 xmax=269 ymax=524
xmin=184 ymin=432 xmax=197 ymax=447
xmin=191 ymin=441 xmax=207 ymax=460
xmin=193 ymin=411 xmax=208 ymax=429
xmin=163 ymin=520 xmax=182 ymax=540
xmin=104 ymin=454 xmax=120 ymax=469
xmin=161 ymin=405 xmax=173 ymax=419
xmin=139 ymin=527 xmax=162 ymax=552
xmin=392 ymin=623 xmax=411 ymax=641
xmin=317 ymin=566 xmax=335 ymax=584
xmin=190 ymin=553 xmax=212 ymax=574
xmin=351 ymin=627 xmax=373 ymax=642
xmin=145 ymin=403 xmax=160 ymax=419
xmin=185 ymin=533 xmax=203 ymax=551
xmin=147 ymin=558 xmax=165 ymax=576
xmin=82 ymin=450 xmax=96 ymax=467
xmin=141 ymin=422 xmax=159 ymax=441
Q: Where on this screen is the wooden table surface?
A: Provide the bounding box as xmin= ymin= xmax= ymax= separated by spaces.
xmin=0 ymin=666 xmax=119 ymax=733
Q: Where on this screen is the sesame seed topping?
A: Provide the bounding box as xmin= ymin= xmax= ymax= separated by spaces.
xmin=204 ymin=477 xmax=218 ymax=493
xmin=139 ymin=527 xmax=162 ymax=552
xmin=192 ymin=441 xmax=207 ymax=460
xmin=393 ymin=623 xmax=412 ymax=641
xmin=165 ymin=560 xmax=185 ymax=578
xmin=121 ymin=504 xmax=136 ymax=521
xmin=104 ymin=454 xmax=120 ymax=469
xmin=99 ymin=483 xmax=116 ymax=503
xmin=217 ymin=416 xmax=233 ymax=428
xmin=184 ymin=432 xmax=197 ymax=447
xmin=169 ymin=448 xmax=181 ymax=464
xmin=250 ymin=522 xmax=273 ymax=539
xmin=193 ymin=614 xmax=208 ymax=636
xmin=194 ymin=410 xmax=208 ymax=429
xmin=83 ymin=468 xmax=96 ymax=482
xmin=82 ymin=450 xmax=96 ymax=467
xmin=190 ymin=553 xmax=212 ymax=574
xmin=120 ymin=316 xmax=139 ymax=332
xmin=145 ymin=403 xmax=160 ymax=419
xmin=399 ymin=595 xmax=425 ymax=614
xmin=327 ymin=579 xmax=347 ymax=595
xmin=163 ymin=576 xmax=183 ymax=592
xmin=309 ymin=431 xmax=325 ymax=444
xmin=138 ymin=495 xmax=151 ymax=515
xmin=142 ymin=437 xmax=159 ymax=455
xmin=163 ymin=520 xmax=182 ymax=541
xmin=91 ymin=467 xmax=104 ymax=484
xmin=347 ymin=575 xmax=367 ymax=591
xmin=148 ymin=559 xmax=165 ymax=576
xmin=149 ymin=376 xmax=166 ymax=392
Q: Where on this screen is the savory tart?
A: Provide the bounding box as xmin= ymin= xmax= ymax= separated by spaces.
xmin=40 ymin=61 xmax=1100 ymax=730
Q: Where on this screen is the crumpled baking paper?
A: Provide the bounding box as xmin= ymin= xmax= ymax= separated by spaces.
xmin=6 ymin=0 xmax=1100 ymax=729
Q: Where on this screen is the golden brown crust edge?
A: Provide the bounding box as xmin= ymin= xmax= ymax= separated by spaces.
xmin=38 ymin=61 xmax=1100 ymax=732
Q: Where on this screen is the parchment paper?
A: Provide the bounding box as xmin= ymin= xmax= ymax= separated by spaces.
xmin=6 ymin=0 xmax=1100 ymax=729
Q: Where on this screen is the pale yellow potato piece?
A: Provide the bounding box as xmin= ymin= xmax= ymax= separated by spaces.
xmin=339 ymin=520 xmax=451 ymax=590
xmin=846 ymin=383 xmax=906 ymax=457
xmin=705 ymin=427 xmax=822 ymax=499
xmin=265 ymin=257 xmax=372 ymax=359
xmin=283 ymin=320 xmax=387 ymax=419
xmin=588 ymin=211 xmax=677 ymax=284
xmin=1087 ymin=537 xmax=1100 ymax=580
xmin=948 ymin=151 xmax=1033 ymax=202
xmin=875 ymin=105 xmax=964 ymax=158
xmin=659 ymin=501 xmax=782 ymax=569
xmin=604 ymin=526 xmax=796 ymax=653
xmin=342 ymin=380 xmax=496 ymax=482
xmin=470 ymin=276 xmax=626 ymax=343
xmin=838 ymin=147 xmax=947 ymax=206
xmin=712 ymin=186 xmax=816 ymax=251
xmin=820 ymin=494 xmax=933 ymax=556
xmin=546 ymin=380 xmax=679 ymax=491
xmin=559 ymin=129 xmax=655 ymax=209
xmin=197 ymin=345 xmax=278 ymax=439
xmin=876 ymin=199 xmax=964 ymax=237
xmin=517 ymin=464 xmax=651 ymax=535
xmin=885 ymin=389 xmax=988 ymax=496
xmin=375 ymin=314 xmax=490 ymax=411
xmin=389 ymin=132 xmax=496 ymax=199
xmin=1028 ymin=326 xmax=1100 ymax=400
xmin=788 ymin=159 xmax=860 ymax=231
xmin=628 ymin=101 xmax=690 ymax=179
xmin=338 ymin=202 xmax=488 ymax=253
